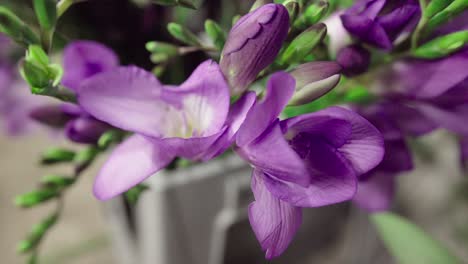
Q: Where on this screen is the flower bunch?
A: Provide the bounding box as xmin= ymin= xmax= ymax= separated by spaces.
xmin=0 ymin=0 xmax=467 ymax=262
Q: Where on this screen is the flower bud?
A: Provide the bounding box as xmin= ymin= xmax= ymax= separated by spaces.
xmin=336 ymin=45 xmax=371 ymax=77
xmin=289 ymin=61 xmax=342 ymax=106
xmin=29 ymin=104 xmax=74 ymax=128
xmin=65 ymin=117 xmax=110 ymax=144
xmin=220 ymin=4 xmax=289 ymax=95
xmin=279 ymin=23 xmax=327 ymax=65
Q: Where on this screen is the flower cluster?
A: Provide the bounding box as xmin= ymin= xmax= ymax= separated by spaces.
xmin=2 ymin=0 xmax=467 ymax=262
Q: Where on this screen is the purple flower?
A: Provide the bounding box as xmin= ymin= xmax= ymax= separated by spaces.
xmin=61 ymin=40 xmax=119 ymax=91
xmin=76 ymin=60 xmax=254 ymax=200
xmin=234 ymin=73 xmax=385 ymax=258
xmin=340 ymin=0 xmax=420 ymax=50
xmin=353 ymin=102 xmax=414 ymax=212
xmin=30 ymin=41 xmax=118 ymax=144
xmin=220 ymin=3 xmax=289 ymax=95
xmin=336 ymin=44 xmax=371 ymax=77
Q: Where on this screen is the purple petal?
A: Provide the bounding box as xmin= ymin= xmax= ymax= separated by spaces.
xmin=236 ymin=122 xmax=310 ymax=187
xmin=340 ymin=14 xmax=392 ymax=49
xmin=376 ymin=139 xmax=413 ymax=174
xmin=162 ymin=60 xmax=231 ymax=137
xmin=262 ymin=136 xmax=358 ymax=207
xmin=29 ymin=104 xmax=74 ymax=128
xmin=249 ymin=169 xmax=302 ymax=259
xmin=237 ymin=72 xmax=295 ymax=147
xmin=221 ymin=4 xmax=290 ymax=94
xmin=284 ymin=106 xmax=385 ymax=176
xmin=78 ymin=66 xmax=183 ymax=138
xmin=353 ymin=173 xmax=395 ymax=212
xmin=93 ymin=134 xmax=175 ymax=200
xmin=62 ymin=41 xmax=119 ymax=91
xmin=201 ymin=92 xmax=257 ymax=161
xmin=414 ymin=103 xmax=468 ymax=134
xmin=377 ymin=4 xmax=420 ymax=41
xmin=65 ymin=117 xmax=110 ymax=144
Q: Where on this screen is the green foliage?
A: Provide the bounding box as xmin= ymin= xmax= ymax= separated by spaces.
xmin=125 ymin=184 xmax=150 ymax=205
xmin=33 ymin=0 xmax=57 ymax=31
xmin=40 ymin=147 xmax=76 ymax=165
xmin=279 ymin=23 xmax=327 ymax=64
xmin=372 ymin=213 xmax=461 ymax=264
xmin=0 ymin=6 xmax=39 ymax=46
xmin=15 ymin=189 xmax=61 ymax=208
xmin=204 ymin=20 xmax=226 ymax=50
xmin=17 ymin=213 xmax=58 ymax=253
xmin=412 ymin=30 xmax=468 ymax=59
xmin=426 ymin=0 xmax=468 ymax=31
xmin=167 ymin=22 xmax=201 ymax=46
xmin=151 ymin=0 xmax=197 ymax=9
xmin=41 ymin=175 xmax=75 ymax=188
xmin=424 ymin=0 xmax=453 ymax=19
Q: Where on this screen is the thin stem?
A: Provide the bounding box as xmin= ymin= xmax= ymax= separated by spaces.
xmin=57 ymin=0 xmax=75 ymax=18
xmin=411 ymin=0 xmax=428 ymax=50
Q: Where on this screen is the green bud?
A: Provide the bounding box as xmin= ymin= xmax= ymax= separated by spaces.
xmin=250 ymin=0 xmax=273 ymax=11
xmin=280 ymin=23 xmax=327 ymax=64
xmin=41 ymin=148 xmax=76 ymax=164
xmin=74 ymin=147 xmax=99 ymax=173
xmin=26 ymin=45 xmax=50 ymax=67
xmin=47 ymin=63 xmax=64 ymax=86
xmin=294 ymin=1 xmax=329 ymax=28
xmin=0 ymin=7 xmax=40 ymax=46
xmin=41 ymin=175 xmax=75 ymax=188
xmin=424 ymin=0 xmax=452 ymax=19
xmin=167 ymin=23 xmax=201 ymax=46
xmin=33 ymin=0 xmax=57 ymax=31
xmin=412 ymin=30 xmax=468 ymax=59
xmin=152 ymin=65 xmax=167 ymax=77
xmin=17 ymin=213 xmax=58 ymax=253
xmin=204 ymin=19 xmax=226 ymax=50
xmin=146 ymin=41 xmax=179 ymax=55
xmin=21 ymin=60 xmax=50 ymax=91
xmin=151 ymin=0 xmax=197 ymax=9
xmin=98 ymin=130 xmax=123 ymax=149
xmin=15 ymin=188 xmax=60 ymax=208
xmin=427 ymin=0 xmax=468 ymax=31
xmin=283 ymin=0 xmax=299 ymax=24
xmin=125 ymin=184 xmax=149 ymax=205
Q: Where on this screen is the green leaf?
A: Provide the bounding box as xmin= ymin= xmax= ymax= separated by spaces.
xmin=33 ymin=0 xmax=57 ymax=31
xmin=41 ymin=148 xmax=76 ymax=164
xmin=0 ymin=7 xmax=40 ymax=46
xmin=427 ymin=0 xmax=468 ymax=31
xmin=167 ymin=22 xmax=201 ymax=46
xmin=204 ymin=19 xmax=226 ymax=50
xmin=15 ymin=188 xmax=60 ymax=208
xmin=424 ymin=0 xmax=453 ymax=19
xmin=279 ymin=23 xmax=327 ymax=64
xmin=412 ymin=30 xmax=468 ymax=59
xmin=371 ymin=213 xmax=461 ymax=264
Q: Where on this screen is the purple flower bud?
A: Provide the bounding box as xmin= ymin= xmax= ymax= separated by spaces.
xmin=289 ymin=61 xmax=342 ymax=105
xmin=29 ymin=105 xmax=74 ymax=128
xmin=65 ymin=116 xmax=110 ymax=144
xmin=336 ymin=44 xmax=371 ymax=77
xmin=340 ymin=0 xmax=420 ymax=50
xmin=220 ymin=4 xmax=289 ymax=95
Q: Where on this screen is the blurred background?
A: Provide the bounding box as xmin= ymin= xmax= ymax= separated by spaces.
xmin=1 ymin=0 xmax=468 ymax=263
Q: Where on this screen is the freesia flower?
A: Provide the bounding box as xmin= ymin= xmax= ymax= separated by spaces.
xmin=234 ymin=72 xmax=385 ymax=258
xmin=353 ymin=102 xmax=414 ymax=212
xmin=336 ymin=44 xmax=371 ymax=77
xmin=220 ymin=3 xmax=289 ymax=95
xmin=77 ymin=60 xmax=255 ymax=200
xmin=30 ymin=41 xmax=117 ymax=144
xmin=340 ymin=0 xmax=420 ymax=50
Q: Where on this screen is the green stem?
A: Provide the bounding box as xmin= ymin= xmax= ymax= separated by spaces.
xmin=411 ymin=0 xmax=428 ymax=50
xmin=57 ymin=0 xmax=75 ymax=18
